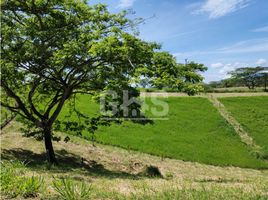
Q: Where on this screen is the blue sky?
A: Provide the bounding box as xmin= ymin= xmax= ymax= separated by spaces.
xmin=90 ymin=0 xmax=268 ymax=82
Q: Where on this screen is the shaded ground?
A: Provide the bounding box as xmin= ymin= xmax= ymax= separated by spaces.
xmin=1 ymin=122 xmax=268 ymax=199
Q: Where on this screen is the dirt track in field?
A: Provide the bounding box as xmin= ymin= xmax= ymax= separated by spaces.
xmin=140 ymin=92 xmax=267 ymax=154
xmin=140 ymin=92 xmax=268 ymax=98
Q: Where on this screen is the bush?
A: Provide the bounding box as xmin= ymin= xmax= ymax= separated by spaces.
xmin=53 ymin=178 xmax=91 ymax=200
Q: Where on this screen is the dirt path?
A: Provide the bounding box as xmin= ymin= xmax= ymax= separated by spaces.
xmin=140 ymin=92 xmax=268 ymax=97
xmin=141 ymin=92 xmax=266 ymax=154
xmin=206 ymin=94 xmax=262 ymax=154
xmin=209 ymin=92 xmax=268 ymax=97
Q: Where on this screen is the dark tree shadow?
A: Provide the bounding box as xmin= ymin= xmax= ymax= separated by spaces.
xmin=0 ymin=148 xmax=153 ymax=180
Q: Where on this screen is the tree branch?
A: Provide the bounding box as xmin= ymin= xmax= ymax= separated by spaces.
xmin=28 ymin=77 xmax=44 ymax=119
xmin=1 ymin=80 xmax=37 ymax=123
xmin=48 ymin=87 xmax=71 ymax=125
xmin=43 ymin=89 xmax=62 ymax=119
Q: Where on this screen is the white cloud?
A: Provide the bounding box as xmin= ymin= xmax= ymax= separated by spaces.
xmin=211 ymin=62 xmax=224 ymax=68
xmin=256 ymin=58 xmax=267 ymax=66
xmin=219 ymin=38 xmax=268 ymax=53
xmin=173 ymin=38 xmax=268 ymax=58
xmin=217 ymin=62 xmax=248 ymax=78
xmin=194 ymin=0 xmax=250 ymax=19
xmin=252 ymin=26 xmax=268 ymax=32
xmin=210 ymin=62 xmax=249 ymax=79
xmin=117 ymin=0 xmax=136 ymax=9
xmin=219 ymin=64 xmax=234 ymax=78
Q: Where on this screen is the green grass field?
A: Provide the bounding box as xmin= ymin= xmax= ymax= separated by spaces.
xmin=219 ymin=96 xmax=268 ymax=152
xmin=59 ymin=95 xmax=267 ymax=169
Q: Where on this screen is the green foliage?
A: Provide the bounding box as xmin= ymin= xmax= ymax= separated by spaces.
xmin=228 ymin=67 xmax=266 ymax=89
xmin=53 ymin=179 xmax=91 ymax=200
xmin=1 ymin=0 xmax=162 ymax=164
xmin=137 ymin=52 xmax=207 ymax=95
xmin=0 ymin=0 xmax=157 ymax=140
xmin=0 ymin=161 xmax=43 ymax=198
xmin=1 ymin=0 xmax=208 ymax=164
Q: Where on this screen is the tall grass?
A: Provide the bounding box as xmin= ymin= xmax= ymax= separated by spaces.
xmin=0 ymin=161 xmax=43 ymax=198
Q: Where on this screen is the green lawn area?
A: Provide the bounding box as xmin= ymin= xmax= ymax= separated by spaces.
xmin=219 ymin=96 xmax=268 ymax=152
xmin=59 ymin=95 xmax=267 ymax=169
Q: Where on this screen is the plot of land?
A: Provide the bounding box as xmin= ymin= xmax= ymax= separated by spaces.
xmin=59 ymin=95 xmax=267 ymax=169
xmin=219 ymin=96 xmax=268 ymax=152
xmin=1 ymin=125 xmax=268 ymax=199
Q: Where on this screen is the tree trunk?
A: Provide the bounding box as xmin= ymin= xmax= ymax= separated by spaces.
xmin=43 ymin=126 xmax=58 ymax=165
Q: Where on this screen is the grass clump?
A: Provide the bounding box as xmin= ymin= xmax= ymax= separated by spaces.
xmin=52 ymin=178 xmax=91 ymax=200
xmin=0 ymin=161 xmax=43 ymax=198
xmin=141 ymin=165 xmax=162 ymax=177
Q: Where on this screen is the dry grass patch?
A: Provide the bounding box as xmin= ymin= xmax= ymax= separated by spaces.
xmin=1 ymin=122 xmax=268 ymax=199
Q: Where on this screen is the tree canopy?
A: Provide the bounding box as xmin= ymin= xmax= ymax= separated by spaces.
xmin=137 ymin=52 xmax=207 ymax=95
xmin=1 ymin=0 xmax=206 ymax=164
xmin=227 ymin=67 xmax=266 ymax=89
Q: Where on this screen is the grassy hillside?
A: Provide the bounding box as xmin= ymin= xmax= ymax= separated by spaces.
xmin=1 ymin=124 xmax=268 ymax=199
xmin=59 ymin=95 xmax=268 ymax=169
xmin=219 ymin=96 xmax=268 ymax=153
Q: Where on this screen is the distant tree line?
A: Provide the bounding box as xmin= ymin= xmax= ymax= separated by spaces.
xmin=207 ymin=67 xmax=268 ymax=90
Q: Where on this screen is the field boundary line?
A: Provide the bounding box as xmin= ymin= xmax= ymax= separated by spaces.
xmin=206 ymin=94 xmax=262 ymax=153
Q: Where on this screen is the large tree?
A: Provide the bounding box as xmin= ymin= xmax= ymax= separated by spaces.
xmin=228 ymin=67 xmax=265 ymax=89
xmin=1 ymin=0 xmax=156 ymax=164
xmin=1 ymin=0 xmax=206 ymax=164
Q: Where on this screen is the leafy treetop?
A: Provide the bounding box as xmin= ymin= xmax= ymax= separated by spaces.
xmin=1 ymin=0 xmax=206 ymax=164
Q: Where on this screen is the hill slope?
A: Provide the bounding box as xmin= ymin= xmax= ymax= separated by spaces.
xmin=59 ymin=95 xmax=268 ymax=168
xmin=1 ymin=122 xmax=268 ymax=199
